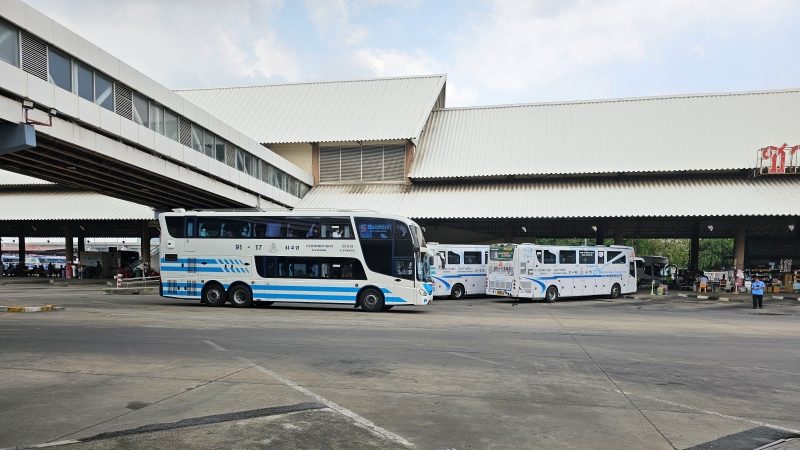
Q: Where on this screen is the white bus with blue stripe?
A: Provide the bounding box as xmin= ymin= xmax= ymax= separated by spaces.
xmin=426 ymin=244 xmax=489 ymax=299
xmin=486 ymin=243 xmax=637 ymax=302
xmin=158 ymin=209 xmax=433 ymax=312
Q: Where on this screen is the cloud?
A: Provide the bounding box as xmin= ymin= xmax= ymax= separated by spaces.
xmin=304 ymin=0 xmax=369 ymax=46
xmin=446 ymin=0 xmax=796 ymax=104
xmin=23 ymin=0 xmax=299 ymax=88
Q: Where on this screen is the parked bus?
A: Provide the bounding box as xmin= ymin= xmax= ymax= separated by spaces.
xmin=486 ymin=243 xmax=637 ymax=302
xmin=426 ymin=243 xmax=489 ymax=299
xmin=158 ymin=209 xmax=433 ymax=312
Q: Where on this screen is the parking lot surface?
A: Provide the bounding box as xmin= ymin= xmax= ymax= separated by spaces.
xmin=0 ymin=284 xmax=798 ymax=449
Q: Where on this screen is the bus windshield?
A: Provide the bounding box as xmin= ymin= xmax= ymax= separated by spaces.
xmin=490 ymin=244 xmax=514 ymax=261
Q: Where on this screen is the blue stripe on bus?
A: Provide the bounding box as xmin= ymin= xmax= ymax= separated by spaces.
xmin=160 ymin=266 xmax=227 ymax=273
xmin=442 ymin=273 xmax=485 ymax=278
xmin=523 ymin=274 xmax=625 ymax=292
xmin=431 ymin=276 xmax=451 ymax=289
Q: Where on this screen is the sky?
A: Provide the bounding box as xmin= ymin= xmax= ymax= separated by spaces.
xmin=23 ymin=0 xmax=800 ymax=107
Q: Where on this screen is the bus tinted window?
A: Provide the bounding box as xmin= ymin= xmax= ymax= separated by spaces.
xmin=165 ymin=217 xmax=184 ymax=238
xmin=259 ymin=257 xmax=366 ymax=280
xmin=220 ymin=218 xmax=251 ymax=238
xmin=464 ymin=251 xmax=482 ymax=265
xmin=251 ymin=216 xmax=286 ymax=238
xmin=542 ymin=250 xmax=556 ymax=264
xmin=559 ymin=251 xmax=576 ymax=264
xmin=607 ymin=251 xmax=626 ymax=264
xmin=286 ymin=217 xmax=320 ymax=238
xmin=447 ymin=251 xmax=461 ymax=265
xmin=198 ymin=218 xmax=219 ymax=237
xmin=598 ymin=252 xmax=605 ymax=264
xmin=579 ymin=250 xmax=595 ymax=264
xmin=320 ymin=218 xmax=353 ymax=239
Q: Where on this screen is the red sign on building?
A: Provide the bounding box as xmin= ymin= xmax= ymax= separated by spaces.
xmin=756 ymin=143 xmax=800 ymax=175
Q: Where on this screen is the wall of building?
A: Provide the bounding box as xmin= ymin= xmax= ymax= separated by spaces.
xmin=269 ymin=143 xmax=313 ymax=174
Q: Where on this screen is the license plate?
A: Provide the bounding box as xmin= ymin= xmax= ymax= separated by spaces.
xmin=495 ymin=290 xmax=506 ymax=296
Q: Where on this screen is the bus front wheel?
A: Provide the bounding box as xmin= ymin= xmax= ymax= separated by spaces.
xmin=609 ymin=283 xmax=621 ymax=299
xmin=360 ymin=287 xmax=385 ymax=312
xmin=229 ymin=285 xmax=253 ymax=308
xmin=450 ymin=284 xmax=465 ymax=300
xmin=545 ymin=286 xmax=558 ymax=303
xmin=203 ymin=283 xmax=226 ymax=307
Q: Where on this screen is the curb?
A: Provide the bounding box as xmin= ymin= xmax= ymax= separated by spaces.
xmin=101 ymin=287 xmax=159 ymax=295
xmin=0 ymin=305 xmax=65 ymax=313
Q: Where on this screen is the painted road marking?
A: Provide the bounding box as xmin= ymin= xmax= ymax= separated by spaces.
xmin=447 ymin=351 xmax=800 ymax=435
xmin=203 ymin=340 xmax=414 ymax=448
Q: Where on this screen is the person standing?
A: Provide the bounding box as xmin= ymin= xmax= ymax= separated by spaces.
xmin=751 ymin=276 xmax=766 ymax=309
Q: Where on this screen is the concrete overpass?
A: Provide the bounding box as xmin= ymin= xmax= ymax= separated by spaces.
xmin=0 ymin=0 xmax=312 ymax=210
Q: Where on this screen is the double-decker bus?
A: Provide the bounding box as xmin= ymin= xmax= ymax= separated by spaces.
xmin=487 ymin=243 xmax=637 ymax=302
xmin=158 ymin=209 xmax=433 ymax=312
xmin=426 ymin=243 xmax=489 ymax=299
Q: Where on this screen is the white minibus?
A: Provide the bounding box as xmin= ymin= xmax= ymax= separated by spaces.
xmin=487 ymin=243 xmax=637 ymax=302
xmin=427 ymin=243 xmax=489 ymax=299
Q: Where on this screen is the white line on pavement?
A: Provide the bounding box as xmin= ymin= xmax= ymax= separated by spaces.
xmin=448 ymin=351 xmax=800 ymax=435
xmin=448 ymin=351 xmax=517 ymax=368
xmin=203 ymin=339 xmax=414 ymax=448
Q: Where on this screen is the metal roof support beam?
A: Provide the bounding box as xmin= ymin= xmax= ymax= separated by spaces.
xmin=3 ymin=153 xmax=167 ymax=208
xmin=0 ymin=123 xmax=36 ymax=156
xmin=36 ymin=143 xmax=229 ymax=208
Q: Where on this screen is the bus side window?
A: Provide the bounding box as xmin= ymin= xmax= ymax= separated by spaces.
xmin=447 ymin=251 xmax=461 ymax=265
xmin=165 ymin=217 xmax=184 ymax=238
xmin=185 ymin=217 xmax=196 ymax=238
xmin=464 ymin=251 xmax=481 ymax=265
xmin=579 ymin=251 xmax=595 ymax=264
xmin=598 ymin=252 xmax=605 ymax=264
xmin=484 ymin=251 xmax=488 ymax=264
xmin=629 ymin=262 xmax=636 ymax=277
xmin=542 ymin=250 xmax=556 ymax=264
xmin=559 ymin=250 xmax=577 ymax=264
xmin=535 ymin=250 xmax=543 ymax=263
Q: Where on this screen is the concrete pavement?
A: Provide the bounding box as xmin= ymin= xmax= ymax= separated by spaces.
xmin=0 ymin=287 xmax=798 ymax=449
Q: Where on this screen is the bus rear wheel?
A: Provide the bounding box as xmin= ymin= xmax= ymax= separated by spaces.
xmin=229 ymin=285 xmax=253 ymax=308
xmin=545 ymin=286 xmax=558 ymax=303
xmin=203 ymin=283 xmax=226 ymax=307
xmin=450 ymin=284 xmax=465 ymax=300
xmin=359 ymin=287 xmax=385 ymax=312
xmin=609 ymin=283 xmax=621 ymax=299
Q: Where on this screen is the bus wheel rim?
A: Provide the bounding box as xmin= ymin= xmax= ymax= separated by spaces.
xmin=364 ymin=294 xmax=377 ymax=307
xmin=234 ymin=290 xmax=245 ymax=303
xmin=208 ymin=289 xmax=220 ymax=302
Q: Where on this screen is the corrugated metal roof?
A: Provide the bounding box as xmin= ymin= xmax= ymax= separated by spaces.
xmin=0 ymin=170 xmax=53 ymax=185
xmin=0 ymin=190 xmax=154 ymax=221
xmin=178 ymin=75 xmax=446 ymax=144
xmin=411 ymin=89 xmax=800 ymax=179
xmin=296 ymin=177 xmax=800 ymax=219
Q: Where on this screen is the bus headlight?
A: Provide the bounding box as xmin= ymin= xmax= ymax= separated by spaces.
xmin=419 ymin=289 xmax=428 ymax=296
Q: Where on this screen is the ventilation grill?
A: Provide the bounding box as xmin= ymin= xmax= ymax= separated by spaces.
xmin=319 ymin=147 xmax=340 ymax=183
xmin=20 ymin=32 xmax=47 ymax=80
xmin=383 ymin=145 xmax=406 ymax=180
xmin=340 ymin=147 xmax=361 ymax=182
xmin=259 ymin=160 xmax=270 ymax=183
xmin=361 ymin=146 xmax=383 ymax=182
xmin=178 ymin=117 xmax=192 ymax=147
xmin=225 ymin=142 xmax=237 ymax=168
xmin=114 ymin=83 xmax=133 ymax=120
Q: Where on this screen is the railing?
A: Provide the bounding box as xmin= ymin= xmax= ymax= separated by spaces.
xmin=115 ymin=276 xmax=160 ymax=288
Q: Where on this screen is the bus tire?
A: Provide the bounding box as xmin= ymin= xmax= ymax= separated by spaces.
xmin=228 ymin=284 xmax=253 ymax=308
xmin=359 ymin=287 xmax=384 ymax=312
xmin=545 ymin=286 xmax=558 ymax=303
xmin=202 ymin=282 xmax=226 ymax=307
xmin=450 ymin=284 xmax=465 ymax=300
xmin=609 ymin=283 xmax=621 ymax=299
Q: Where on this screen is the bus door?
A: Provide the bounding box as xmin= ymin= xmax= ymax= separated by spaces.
xmin=391 ymin=257 xmax=417 ymax=303
xmin=184 ymin=216 xmax=197 ymax=253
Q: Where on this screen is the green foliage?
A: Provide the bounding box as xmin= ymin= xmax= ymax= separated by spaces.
xmin=698 ymin=238 xmax=734 ymax=271
xmin=625 ymin=238 xmax=690 ymax=267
